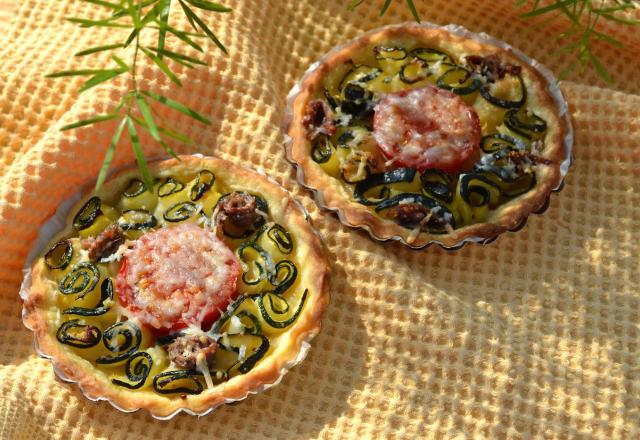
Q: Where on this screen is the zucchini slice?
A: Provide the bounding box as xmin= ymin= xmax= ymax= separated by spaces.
xmin=354 ymin=168 xmax=417 ymax=205
xmin=59 ymin=262 xmax=100 ymax=298
xmin=112 ymin=352 xmax=153 ymax=389
xmin=269 ymin=260 xmax=298 ymax=295
xmin=56 ymin=319 xmax=102 ymax=348
xmin=400 ymin=59 xmax=430 ymax=84
xmin=236 ymin=242 xmax=274 ymax=286
xmin=311 ymin=136 xmax=333 ymax=164
xmin=421 ymin=170 xmax=453 ymax=203
xmin=458 ymin=173 xmax=502 ymax=208
xmin=257 ymin=289 xmax=308 ymax=329
xmin=479 ymin=74 xmax=526 ymax=109
xmin=480 ymin=133 xmax=526 ymax=153
xmin=338 ymin=65 xmax=381 ymax=91
xmin=153 ymin=370 xmax=204 ymax=395
xmin=157 ymin=177 xmax=184 ymax=197
xmin=410 ymin=47 xmax=455 ymax=65
xmin=44 ymin=239 xmax=73 ymax=270
xmin=163 ymin=201 xmax=197 ymax=223
xmin=62 ymin=278 xmax=113 ymax=316
xmin=96 ymin=321 xmax=142 ymax=365
xmin=502 ymin=172 xmax=536 ymax=198
xmin=189 ymin=170 xmax=215 ymax=202
xmin=118 ymin=209 xmax=158 ymax=231
xmin=122 ymin=178 xmax=147 ymax=198
xmin=73 ymin=196 xmax=102 ymax=231
xmin=374 ymin=46 xmax=407 ymax=61
xmin=265 ymin=224 xmax=294 ymax=255
xmin=504 ymin=108 xmax=547 ymax=139
xmin=436 ymin=66 xmax=481 ymax=95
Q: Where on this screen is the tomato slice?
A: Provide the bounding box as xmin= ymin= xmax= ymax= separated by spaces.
xmin=373 ymin=85 xmax=481 ymax=173
xmin=116 ymin=223 xmax=240 ymax=336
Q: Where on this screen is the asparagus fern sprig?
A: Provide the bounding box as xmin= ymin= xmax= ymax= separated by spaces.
xmin=350 ymin=0 xmax=421 ymax=22
xmin=517 ymin=0 xmax=640 ymax=84
xmin=46 ymin=0 xmax=231 ymax=190
xmin=350 ymin=0 xmax=640 ymax=84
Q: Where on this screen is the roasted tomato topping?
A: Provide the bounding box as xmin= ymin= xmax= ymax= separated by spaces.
xmin=373 ymin=85 xmax=481 ymax=173
xmin=116 ymin=223 xmax=240 ymax=335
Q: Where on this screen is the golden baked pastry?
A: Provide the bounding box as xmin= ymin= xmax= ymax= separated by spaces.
xmin=22 ymin=156 xmax=329 ymax=417
xmin=286 ymin=23 xmax=571 ymax=248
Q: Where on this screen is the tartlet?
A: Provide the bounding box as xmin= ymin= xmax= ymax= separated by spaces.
xmin=286 ymin=22 xmax=572 ymax=249
xmin=21 ymin=156 xmax=329 ymax=418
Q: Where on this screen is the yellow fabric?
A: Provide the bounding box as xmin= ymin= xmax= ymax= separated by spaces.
xmin=1 ymin=0 xmax=639 ymax=438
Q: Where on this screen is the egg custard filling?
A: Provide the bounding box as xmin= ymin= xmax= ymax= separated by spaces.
xmin=287 ymin=24 xmax=569 ymax=248
xmin=23 ymin=156 xmax=329 ymax=416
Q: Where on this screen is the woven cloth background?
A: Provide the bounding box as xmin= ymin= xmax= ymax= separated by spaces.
xmin=0 ymin=0 xmax=639 ymax=438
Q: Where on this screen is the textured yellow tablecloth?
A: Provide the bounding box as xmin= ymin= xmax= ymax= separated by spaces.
xmin=1 ymin=1 xmax=639 ymax=438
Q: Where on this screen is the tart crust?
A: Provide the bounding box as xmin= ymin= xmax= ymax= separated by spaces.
xmin=23 ymin=155 xmax=330 ymax=417
xmin=286 ymin=23 xmax=570 ymax=249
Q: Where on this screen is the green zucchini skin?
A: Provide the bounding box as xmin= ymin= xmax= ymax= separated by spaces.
xmin=209 ymin=296 xmax=264 ymax=336
xmin=480 ymin=133 xmax=526 ymax=153
xmin=59 ymin=262 xmax=100 ymax=298
xmin=399 ymin=60 xmax=430 ymax=84
xmin=374 ymin=46 xmax=407 ymax=61
xmin=504 ymin=108 xmax=547 ymax=138
xmin=153 ymin=370 xmax=204 ymax=395
xmin=502 ymin=172 xmax=536 ymax=198
xmin=479 ymin=74 xmax=526 ymax=109
xmin=234 ymin=311 xmax=262 ymax=335
xmin=237 ymin=335 xmax=269 ymax=374
xmin=112 ymin=352 xmax=153 ymax=389
xmin=122 ymin=178 xmax=147 ymax=198
xmin=73 ymin=196 xmax=102 ymax=231
xmin=44 ymin=239 xmax=73 ymax=270
xmin=459 ymin=173 xmax=502 ymax=207
xmin=236 ymin=242 xmax=273 ymax=286
xmin=157 ymin=177 xmax=184 ymax=197
xmin=257 ymin=289 xmax=309 ymax=329
xmin=189 ymin=170 xmax=215 ymax=202
xmin=311 ymin=136 xmax=333 ymax=164
xmin=163 ymin=201 xmax=197 ymax=222
xmin=354 ymin=168 xmax=417 ymax=206
xmin=338 ymin=64 xmax=381 ymax=91
xmin=410 ymin=47 xmax=454 ymax=65
xmin=96 ymin=321 xmax=142 ymax=365
xmin=56 ymin=319 xmax=102 ymax=348
xmin=269 ymin=260 xmax=298 ymax=295
xmin=436 ymin=66 xmax=481 ymax=95
xmin=118 ymin=209 xmax=157 ymax=230
xmin=62 ymin=278 xmax=113 ymax=316
xmin=421 ymin=170 xmax=453 ymax=203
xmin=266 ymin=224 xmax=294 ymax=254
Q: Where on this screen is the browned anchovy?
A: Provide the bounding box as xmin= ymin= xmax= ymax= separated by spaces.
xmin=465 ymin=54 xmax=521 ymax=82
xmin=166 ymin=334 xmax=218 ymax=370
xmin=82 ymin=224 xmax=125 ymax=261
xmin=508 ymin=150 xmax=552 ymax=166
xmin=220 ymin=192 xmax=259 ymax=228
xmin=302 ymin=99 xmax=336 ymax=140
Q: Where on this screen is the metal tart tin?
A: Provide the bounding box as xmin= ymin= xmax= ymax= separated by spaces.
xmin=284 ymin=21 xmax=573 ymax=250
xmin=19 ymin=155 xmax=327 ymax=419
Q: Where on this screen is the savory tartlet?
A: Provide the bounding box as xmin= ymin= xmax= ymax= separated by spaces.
xmin=286 ymin=22 xmax=572 ymax=248
xmin=22 ymin=156 xmax=329 ymax=418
